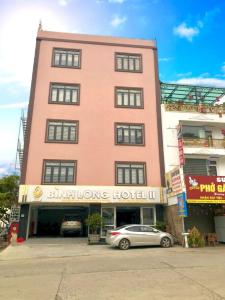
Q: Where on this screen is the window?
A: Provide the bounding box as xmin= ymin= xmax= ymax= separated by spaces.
xmin=43 ymin=161 xmax=76 ymax=184
xmin=182 ymin=126 xmax=211 ymax=139
xmin=49 ymin=84 xmax=80 ymax=105
xmin=208 ymin=160 xmax=217 ymax=176
xmin=183 ymin=159 xmax=217 ymax=176
xmin=140 ymin=226 xmax=154 ymax=232
xmin=116 ymin=123 xmax=144 ymax=145
xmin=53 ymin=49 xmax=81 ymax=68
xmin=127 ymin=226 xmax=142 ymax=232
xmin=46 ymin=120 xmax=78 ymax=143
xmin=116 ymin=88 xmax=143 ymax=108
xmin=116 ymin=162 xmax=146 ymax=185
xmin=115 ymin=53 xmax=142 ymax=72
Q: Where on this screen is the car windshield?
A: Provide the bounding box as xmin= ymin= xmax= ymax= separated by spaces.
xmin=64 ymin=216 xmax=79 ymax=221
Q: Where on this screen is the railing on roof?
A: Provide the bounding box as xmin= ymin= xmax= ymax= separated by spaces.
xmin=183 ymin=137 xmax=225 ymax=149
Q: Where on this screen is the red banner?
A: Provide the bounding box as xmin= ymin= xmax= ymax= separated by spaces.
xmin=178 ymin=138 xmax=185 ymax=166
xmin=185 ymin=175 xmax=225 ymax=203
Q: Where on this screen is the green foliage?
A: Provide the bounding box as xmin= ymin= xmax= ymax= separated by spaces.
xmin=188 ymin=226 xmax=205 ymax=248
xmin=85 ymin=213 xmax=104 ymax=234
xmin=0 ymin=175 xmax=19 ymax=224
xmin=155 ymin=222 xmax=166 ymax=232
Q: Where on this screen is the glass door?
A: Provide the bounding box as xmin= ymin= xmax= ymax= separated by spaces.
xmin=101 ymin=207 xmax=116 ymax=237
xmin=141 ymin=207 xmax=156 ymax=226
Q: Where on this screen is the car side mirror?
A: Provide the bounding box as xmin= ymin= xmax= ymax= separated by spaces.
xmin=153 ymin=229 xmax=159 ymax=233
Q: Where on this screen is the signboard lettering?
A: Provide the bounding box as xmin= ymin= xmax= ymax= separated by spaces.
xmin=185 ymin=175 xmax=225 ymax=203
xmin=19 ymin=185 xmax=163 ymax=204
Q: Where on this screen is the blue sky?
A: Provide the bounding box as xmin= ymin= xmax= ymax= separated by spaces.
xmin=0 ymin=0 xmax=225 ymax=177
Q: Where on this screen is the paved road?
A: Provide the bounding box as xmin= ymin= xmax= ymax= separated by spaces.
xmin=0 ymin=238 xmax=225 ymax=300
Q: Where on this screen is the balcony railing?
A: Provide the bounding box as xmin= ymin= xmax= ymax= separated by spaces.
xmin=183 ymin=138 xmax=225 ymax=149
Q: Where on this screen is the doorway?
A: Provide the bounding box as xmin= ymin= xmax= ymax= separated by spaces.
xmin=116 ymin=207 xmax=140 ymax=227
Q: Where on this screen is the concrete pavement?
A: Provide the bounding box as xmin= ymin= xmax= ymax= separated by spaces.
xmin=0 ymin=238 xmax=225 ymax=299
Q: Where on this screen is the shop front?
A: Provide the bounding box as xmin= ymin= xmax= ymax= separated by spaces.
xmin=185 ymin=175 xmax=225 ymax=242
xmin=18 ymin=185 xmax=165 ymax=240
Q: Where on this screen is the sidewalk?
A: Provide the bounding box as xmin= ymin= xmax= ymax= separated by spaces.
xmin=0 ymin=237 xmax=224 ymax=261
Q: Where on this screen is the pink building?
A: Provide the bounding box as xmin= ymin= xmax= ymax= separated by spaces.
xmin=18 ymin=28 xmax=165 ymax=240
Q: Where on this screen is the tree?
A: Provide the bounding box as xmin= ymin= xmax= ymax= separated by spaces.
xmin=0 ymin=175 xmax=19 ymax=225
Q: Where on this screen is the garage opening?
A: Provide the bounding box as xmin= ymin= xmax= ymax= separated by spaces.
xmin=116 ymin=207 xmax=140 ymax=227
xmin=33 ymin=206 xmax=89 ymax=237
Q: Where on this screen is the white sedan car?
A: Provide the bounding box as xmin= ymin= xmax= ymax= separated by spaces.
xmin=106 ymin=224 xmax=174 ymax=250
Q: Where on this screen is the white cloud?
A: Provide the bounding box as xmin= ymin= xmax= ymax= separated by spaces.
xmin=0 ymin=101 xmax=28 ymax=109
xmin=175 ymin=77 xmax=225 ymax=88
xmin=58 ymin=0 xmax=71 ymax=5
xmin=173 ymin=22 xmax=199 ymax=41
xmin=0 ymin=162 xmax=17 ymax=178
xmin=159 ymin=57 xmax=173 ymax=62
xmin=0 ymin=167 xmax=7 ymax=175
xmin=173 ymin=9 xmax=220 ymax=42
xmin=110 ymin=15 xmax=127 ymax=27
xmin=109 ymin=0 xmax=126 ymax=3
xmin=0 ymin=5 xmax=70 ymax=87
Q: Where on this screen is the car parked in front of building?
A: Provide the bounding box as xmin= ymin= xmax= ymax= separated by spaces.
xmin=106 ymin=224 xmax=174 ymax=250
xmin=60 ymin=215 xmax=82 ymax=236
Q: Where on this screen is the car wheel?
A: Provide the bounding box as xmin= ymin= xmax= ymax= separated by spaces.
xmin=119 ymin=239 xmax=130 ymax=250
xmin=161 ymin=237 xmax=171 ymax=248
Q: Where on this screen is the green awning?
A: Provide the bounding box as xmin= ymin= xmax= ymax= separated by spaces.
xmin=161 ymin=82 xmax=225 ymax=105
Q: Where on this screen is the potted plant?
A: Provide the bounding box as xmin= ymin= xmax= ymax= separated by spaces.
xmin=85 ymin=213 xmax=104 ymax=244
xmin=188 ymin=226 xmax=205 ymax=248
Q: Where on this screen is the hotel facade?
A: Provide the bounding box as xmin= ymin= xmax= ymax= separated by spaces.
xmin=18 ymin=29 xmax=165 ymax=240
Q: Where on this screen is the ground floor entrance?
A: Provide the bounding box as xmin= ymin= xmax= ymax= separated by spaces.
xmin=116 ymin=207 xmax=140 ymax=227
xmin=29 ymin=206 xmax=89 ymax=238
xmin=19 ymin=203 xmax=162 ymax=240
xmin=101 ymin=205 xmax=157 ymax=237
xmin=184 ymin=204 xmax=225 ymax=242
xmin=165 ymin=203 xmax=225 ymax=244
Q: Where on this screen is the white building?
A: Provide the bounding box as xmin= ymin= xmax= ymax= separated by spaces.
xmin=161 ymin=82 xmax=225 ymax=242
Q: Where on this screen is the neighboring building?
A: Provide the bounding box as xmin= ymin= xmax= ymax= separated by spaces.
xmin=161 ymin=82 xmax=225 ymax=242
xmin=18 ymin=28 xmax=165 ymax=240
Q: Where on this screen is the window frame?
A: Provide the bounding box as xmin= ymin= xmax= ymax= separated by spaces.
xmin=42 ymin=160 xmax=77 ymax=185
xmin=48 ymin=82 xmax=80 ymax=105
xmin=45 ymin=119 xmax=79 ymax=144
xmin=52 ymin=48 xmax=81 ymax=69
xmin=115 ymin=52 xmax=143 ymax=73
xmin=115 ymin=161 xmax=147 ymax=186
xmin=115 ymin=123 xmax=145 ymax=146
xmin=115 ymin=87 xmax=144 ymax=109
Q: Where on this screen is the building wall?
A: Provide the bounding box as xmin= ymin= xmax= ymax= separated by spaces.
xmin=161 ymin=104 xmax=225 ymax=174
xmin=24 ymin=31 xmax=162 ymax=187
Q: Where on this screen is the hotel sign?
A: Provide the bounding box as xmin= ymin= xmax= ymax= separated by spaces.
xmin=185 ymin=175 xmax=225 ymax=203
xmin=19 ymin=185 xmax=165 ymax=204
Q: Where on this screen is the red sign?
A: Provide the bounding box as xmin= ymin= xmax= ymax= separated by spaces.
xmin=185 ymin=175 xmax=225 ymax=203
xmin=178 ymin=138 xmax=185 ymax=166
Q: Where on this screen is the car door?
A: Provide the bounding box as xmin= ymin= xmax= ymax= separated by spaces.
xmin=139 ymin=226 xmax=161 ymax=245
xmin=125 ymin=226 xmax=144 ymax=245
